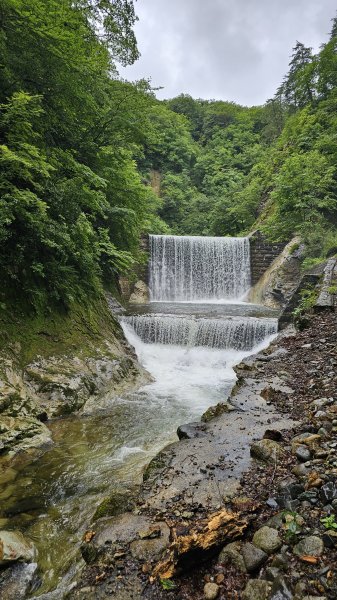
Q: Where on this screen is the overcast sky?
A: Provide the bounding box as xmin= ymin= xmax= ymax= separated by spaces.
xmin=119 ymin=0 xmax=337 ymax=106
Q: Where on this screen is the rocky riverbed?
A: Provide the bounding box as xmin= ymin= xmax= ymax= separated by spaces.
xmin=72 ymin=310 xmax=337 ymax=600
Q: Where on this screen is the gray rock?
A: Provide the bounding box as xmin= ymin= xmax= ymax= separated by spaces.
xmin=0 ymin=531 xmax=36 ymax=566
xmin=242 ymin=579 xmax=271 ymax=600
xmin=218 ymin=542 xmax=246 ymax=573
xmin=204 ymin=582 xmax=219 ymax=599
xmin=242 ymin=542 xmax=268 ymax=573
xmin=270 ymin=576 xmax=293 ymax=599
xmin=250 ymin=439 xmax=284 ymax=463
xmin=320 ymin=481 xmax=337 ymax=503
xmin=293 ymin=536 xmax=324 ymax=557
xmin=252 ymin=526 xmax=282 ymax=554
xmin=177 ymin=422 xmax=206 ymax=440
xmin=295 ymin=445 xmax=311 ymax=462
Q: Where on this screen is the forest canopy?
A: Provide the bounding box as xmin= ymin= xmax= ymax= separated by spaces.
xmin=1 ymin=2 xmax=337 ymax=312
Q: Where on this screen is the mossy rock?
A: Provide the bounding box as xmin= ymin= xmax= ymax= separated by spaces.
xmin=143 ymin=452 xmax=167 ymax=482
xmin=201 ymin=402 xmax=235 ymax=423
xmin=93 ymin=491 xmax=136 ymax=520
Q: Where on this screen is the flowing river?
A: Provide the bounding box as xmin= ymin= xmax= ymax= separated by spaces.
xmin=0 ymin=235 xmax=278 ymax=598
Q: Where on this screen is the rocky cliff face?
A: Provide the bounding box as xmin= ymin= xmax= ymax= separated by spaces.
xmin=0 ymin=295 xmax=147 ymax=457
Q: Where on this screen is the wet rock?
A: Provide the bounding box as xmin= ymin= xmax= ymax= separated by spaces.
xmin=250 ymin=439 xmax=284 ymax=463
xmin=177 ymin=422 xmax=206 ymax=440
xmin=0 ymin=562 xmax=37 ymax=600
xmin=204 ymin=582 xmax=219 ymax=599
xmin=270 ymin=576 xmax=293 ymax=599
xmin=293 ymin=535 xmax=324 ymax=557
xmin=295 ymin=445 xmax=311 ymax=462
xmin=201 ymin=401 xmax=235 ymax=422
xmin=0 ymin=531 xmax=36 ymax=565
xmin=242 ymin=579 xmax=271 ymax=600
xmin=320 ymin=481 xmax=337 ymax=503
xmin=252 ymin=526 xmax=282 ymax=554
xmin=242 ymin=542 xmax=268 ymax=573
xmin=0 ymin=416 xmax=51 ymax=455
xmin=218 ymin=542 xmax=246 ymax=573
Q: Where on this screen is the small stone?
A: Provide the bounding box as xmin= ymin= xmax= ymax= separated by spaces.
xmin=242 ymin=579 xmax=271 ymax=600
xmin=218 ymin=542 xmax=246 ymax=572
xmin=242 ymin=542 xmax=268 ymax=573
xmin=295 ymin=445 xmax=312 ymax=462
xmin=293 ymin=535 xmax=324 ymax=557
xmin=320 ymin=481 xmax=337 ymax=503
xmin=252 ymin=526 xmax=282 ymax=554
xmin=250 ymin=439 xmax=284 ymax=463
xmin=292 ymin=464 xmax=309 ymax=478
xmin=204 ymin=582 xmax=219 ymax=599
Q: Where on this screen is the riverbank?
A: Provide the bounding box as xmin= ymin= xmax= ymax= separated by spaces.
xmin=0 ymin=293 xmax=148 ymax=460
xmin=74 ymin=309 xmax=337 ymax=600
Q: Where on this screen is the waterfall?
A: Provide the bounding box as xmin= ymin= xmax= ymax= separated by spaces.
xmin=122 ymin=315 xmax=278 ymax=351
xmin=149 ymin=234 xmax=251 ymax=302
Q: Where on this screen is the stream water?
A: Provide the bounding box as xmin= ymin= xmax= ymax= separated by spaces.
xmin=0 ymin=235 xmax=279 ymax=598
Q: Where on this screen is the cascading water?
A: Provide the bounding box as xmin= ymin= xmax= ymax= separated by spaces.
xmin=149 ymin=234 xmax=251 ymax=302
xmin=122 ymin=315 xmax=278 ymax=351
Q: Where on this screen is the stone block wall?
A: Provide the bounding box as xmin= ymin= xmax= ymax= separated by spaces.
xmin=249 ymin=231 xmax=288 ymax=286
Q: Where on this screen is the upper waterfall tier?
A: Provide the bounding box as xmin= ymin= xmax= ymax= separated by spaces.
xmin=149 ymin=235 xmax=251 ymax=302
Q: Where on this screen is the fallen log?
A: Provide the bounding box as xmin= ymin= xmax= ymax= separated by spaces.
xmin=152 ymin=509 xmax=247 ymax=580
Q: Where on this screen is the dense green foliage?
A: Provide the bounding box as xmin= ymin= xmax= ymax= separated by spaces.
xmin=1 ymin=4 xmax=337 ymax=314
xmin=0 ymin=0 xmax=165 ymax=311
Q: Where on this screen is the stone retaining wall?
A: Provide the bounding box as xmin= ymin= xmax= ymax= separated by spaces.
xmin=249 ymin=231 xmax=288 ymax=286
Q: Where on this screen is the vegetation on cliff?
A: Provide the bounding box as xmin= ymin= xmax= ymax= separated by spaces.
xmin=1 ymin=3 xmax=337 ymax=317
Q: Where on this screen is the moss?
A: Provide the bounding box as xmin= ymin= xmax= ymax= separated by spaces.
xmin=143 ymin=453 xmax=167 ymax=482
xmin=0 ymin=294 xmax=123 ymax=367
xmin=93 ymin=492 xmax=135 ymax=520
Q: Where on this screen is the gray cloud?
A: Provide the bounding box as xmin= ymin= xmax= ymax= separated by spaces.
xmin=119 ymin=0 xmax=337 ymax=105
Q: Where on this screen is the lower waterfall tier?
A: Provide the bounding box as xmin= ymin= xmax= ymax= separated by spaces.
xmin=122 ymin=315 xmax=278 ymax=351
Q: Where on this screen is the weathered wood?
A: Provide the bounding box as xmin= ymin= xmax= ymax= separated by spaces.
xmin=152 ymin=509 xmax=247 ymax=580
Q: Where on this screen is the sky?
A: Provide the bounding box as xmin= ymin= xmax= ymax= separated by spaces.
xmin=119 ymin=0 xmax=337 ymax=106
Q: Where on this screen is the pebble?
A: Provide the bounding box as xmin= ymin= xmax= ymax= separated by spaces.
xmin=295 ymin=445 xmax=312 ymax=462
xmin=204 ymin=582 xmax=219 ymax=599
